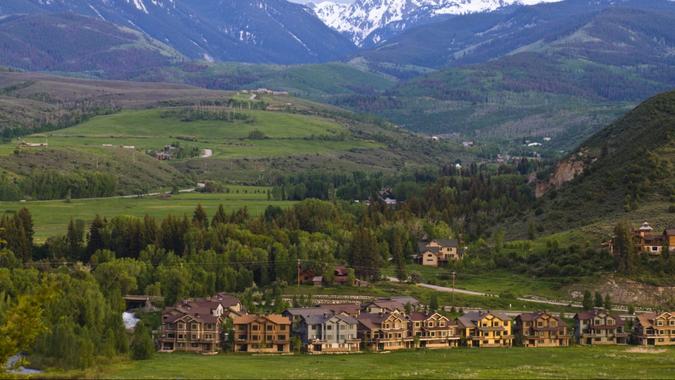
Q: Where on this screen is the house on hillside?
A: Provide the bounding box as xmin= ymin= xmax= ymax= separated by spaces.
xmin=362 ymin=296 xmax=419 ymax=314
xmin=407 ymin=312 xmax=461 ymax=349
xmin=634 ymin=311 xmax=675 ymax=346
xmin=232 ymin=314 xmax=291 ymax=353
xmin=417 ymin=239 xmax=461 ymax=267
xmin=457 ymin=311 xmax=513 ymax=348
xmin=574 ymin=310 xmax=628 ymax=345
xmin=514 ymin=312 xmax=570 ymax=347
xmin=158 ymin=292 xmax=243 ymax=353
xmin=612 ymin=222 xmax=675 ymax=256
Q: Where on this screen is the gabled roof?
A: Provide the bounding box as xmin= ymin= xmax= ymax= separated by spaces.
xmin=434 ymin=239 xmax=459 ymax=248
xmin=457 ymin=311 xmax=510 ymax=328
xmin=636 ymin=312 xmax=674 ymax=328
xmin=574 ymin=310 xmax=625 ymax=326
xmin=328 ymin=304 xmax=361 ymax=316
xmin=232 ymin=314 xmax=290 ymax=325
xmin=365 ymin=299 xmax=405 ymax=312
xmin=517 ymin=311 xmax=562 ymax=323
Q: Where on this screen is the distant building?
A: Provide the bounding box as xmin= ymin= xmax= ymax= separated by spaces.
xmin=634 ymin=312 xmax=675 ymax=346
xmin=232 ymin=314 xmax=291 ymax=353
xmin=408 ymin=312 xmax=461 ymax=349
xmin=287 ymin=309 xmax=360 ymax=354
xmin=574 ymin=310 xmax=628 ymax=345
xmin=457 ymin=311 xmax=513 ymax=348
xmin=615 ymin=222 xmax=675 ymax=256
xmin=158 ymin=293 xmax=243 ymax=353
xmin=417 ymin=239 xmax=461 ymax=267
xmin=515 ymin=312 xmax=570 ymax=347
xmin=358 ymin=311 xmax=408 ymax=351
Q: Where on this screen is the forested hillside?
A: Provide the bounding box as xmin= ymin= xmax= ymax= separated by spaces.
xmin=527 ymin=90 xmax=675 ymax=233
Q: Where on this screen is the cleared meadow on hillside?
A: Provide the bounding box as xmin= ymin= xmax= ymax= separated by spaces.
xmin=0 ymin=190 xmax=294 ymax=241
xmin=8 ymin=108 xmax=381 ymax=159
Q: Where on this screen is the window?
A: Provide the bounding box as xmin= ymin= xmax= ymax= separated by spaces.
xmin=278 ymin=335 xmax=286 ymax=341
xmin=191 ymin=323 xmax=199 ymax=330
xmin=252 ymin=325 xmax=259 ymax=331
xmin=267 ymin=335 xmax=273 ymax=341
xmin=327 ymin=325 xmax=333 ymax=330
xmin=280 ymin=325 xmax=287 ymax=331
xmin=266 ymin=325 xmax=273 ymax=331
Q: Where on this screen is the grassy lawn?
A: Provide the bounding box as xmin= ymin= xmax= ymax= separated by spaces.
xmin=0 ymin=189 xmax=295 ymax=241
xmin=56 ymin=347 xmax=675 ymax=379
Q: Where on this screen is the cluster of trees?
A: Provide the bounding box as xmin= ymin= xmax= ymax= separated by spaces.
xmin=0 ymin=170 xmax=117 ymax=201
xmin=271 ymin=166 xmax=535 ymax=242
xmin=160 ymin=107 xmax=255 ymax=123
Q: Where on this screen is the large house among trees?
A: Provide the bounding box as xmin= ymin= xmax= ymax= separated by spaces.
xmin=611 ymin=222 xmax=675 ymax=256
xmin=417 ymin=239 xmax=461 ymax=267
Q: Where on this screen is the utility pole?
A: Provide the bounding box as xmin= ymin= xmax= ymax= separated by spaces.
xmin=297 ymin=259 xmax=301 ymax=288
xmin=451 ymin=271 xmax=457 ymax=306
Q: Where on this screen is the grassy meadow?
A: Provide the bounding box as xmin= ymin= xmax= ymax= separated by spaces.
xmin=6 ymin=108 xmax=380 ymax=160
xmin=53 ymin=347 xmax=675 ymax=379
xmin=0 ymin=189 xmax=294 ymax=241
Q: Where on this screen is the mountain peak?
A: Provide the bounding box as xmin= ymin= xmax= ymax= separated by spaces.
xmin=312 ymin=0 xmax=564 ymax=46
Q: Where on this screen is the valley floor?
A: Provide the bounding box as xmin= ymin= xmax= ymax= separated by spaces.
xmin=52 ymin=347 xmax=675 ymax=379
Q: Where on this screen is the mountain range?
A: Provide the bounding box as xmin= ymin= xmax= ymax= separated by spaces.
xmin=0 ymin=0 xmax=356 ymax=66
xmin=310 ymin=0 xmax=562 ymax=47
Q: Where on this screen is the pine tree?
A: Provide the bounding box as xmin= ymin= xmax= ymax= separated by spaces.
xmin=192 ymin=204 xmax=209 ymax=230
xmin=594 ymin=292 xmax=604 ymax=308
xmin=582 ymin=290 xmax=593 ymax=310
xmin=603 ymin=294 xmax=613 ymax=311
xmin=130 ymin=321 xmax=154 ymax=360
xmin=66 ymin=219 xmax=84 ymax=261
xmin=614 ymin=221 xmax=639 ymax=275
xmin=429 ymin=293 xmax=439 ymax=312
xmin=212 ymin=204 xmax=227 ymax=227
xmin=86 ymin=215 xmax=106 ymax=260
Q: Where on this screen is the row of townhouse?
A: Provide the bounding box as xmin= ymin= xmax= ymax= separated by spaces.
xmin=158 ymin=292 xmax=675 ymax=354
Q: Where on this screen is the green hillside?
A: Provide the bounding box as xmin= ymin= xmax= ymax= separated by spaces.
xmin=133 ymin=62 xmax=397 ymax=100
xmin=0 ymin=71 xmax=465 ymax=198
xmin=525 ymin=90 xmax=675 ymax=235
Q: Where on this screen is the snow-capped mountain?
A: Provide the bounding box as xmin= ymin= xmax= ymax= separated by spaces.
xmin=311 ymin=0 xmax=563 ymax=46
xmin=0 ymin=0 xmax=356 ymax=64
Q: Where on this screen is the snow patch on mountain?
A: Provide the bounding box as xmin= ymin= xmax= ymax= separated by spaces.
xmin=311 ymin=0 xmax=563 ymax=46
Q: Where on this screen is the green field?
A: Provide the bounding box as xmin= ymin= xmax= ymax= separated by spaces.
xmin=6 ymin=108 xmax=380 ymax=160
xmin=57 ymin=347 xmax=675 ymax=379
xmin=0 ymin=189 xmax=295 ymax=241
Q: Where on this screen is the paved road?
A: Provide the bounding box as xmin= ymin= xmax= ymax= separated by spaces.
xmin=387 ymin=277 xmax=493 ymax=297
xmin=387 ymin=277 xmax=652 ymax=313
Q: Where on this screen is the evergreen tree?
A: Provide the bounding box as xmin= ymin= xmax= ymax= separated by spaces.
xmin=613 ymin=221 xmax=639 ymax=275
xmin=212 ymin=204 xmax=227 ymax=226
xmin=193 ymin=204 xmax=209 ymax=229
xmin=429 ymin=293 xmax=439 ymax=312
xmin=582 ymin=290 xmax=593 ymax=310
xmin=130 ymin=321 xmax=154 ymax=360
xmin=66 ymin=219 xmax=85 ymax=261
xmin=594 ymin=292 xmax=604 ymax=308
xmin=349 ymin=227 xmax=382 ymax=280
xmin=86 ymin=215 xmax=106 ymax=260
xmin=603 ymin=294 xmax=613 ymax=311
